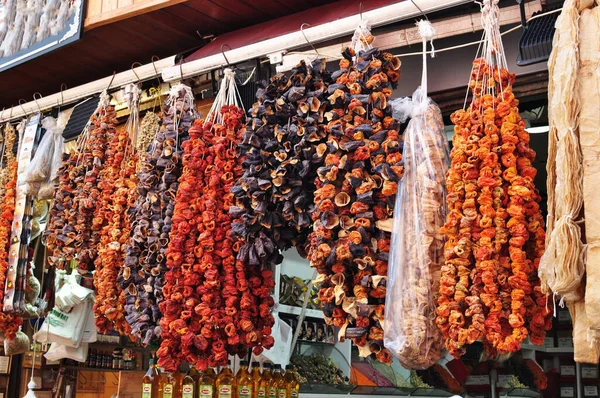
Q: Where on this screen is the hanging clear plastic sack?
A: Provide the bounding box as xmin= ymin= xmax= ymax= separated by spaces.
xmin=25 ymin=113 xmax=67 ymax=197
xmin=383 ymin=86 xmax=450 ymax=369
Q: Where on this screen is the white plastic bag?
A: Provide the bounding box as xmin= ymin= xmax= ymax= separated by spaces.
xmin=45 ymin=342 xmax=89 ymax=362
xmin=383 ymin=87 xmax=449 ymax=369
xmin=255 ymin=313 xmax=291 ymax=366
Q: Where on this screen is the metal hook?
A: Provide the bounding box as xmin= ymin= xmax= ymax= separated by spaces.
xmin=60 ymin=83 xmax=67 ymax=106
xmin=300 ymin=23 xmax=320 ymax=57
xmin=131 ymin=62 xmax=142 ymax=83
xmin=179 ymin=62 xmax=184 ymax=81
xmin=359 ymin=1 xmax=363 ymax=20
xmin=33 ymin=92 xmax=43 ymax=114
xmin=410 ymin=0 xmax=429 ymax=21
xmin=18 ymin=99 xmax=28 ymax=116
xmin=106 ymin=71 xmax=117 ymax=91
xmin=220 ymin=44 xmax=232 ymax=67
xmin=151 ymin=55 xmax=161 ymax=82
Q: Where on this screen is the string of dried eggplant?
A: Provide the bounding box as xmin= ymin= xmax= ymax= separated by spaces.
xmin=308 ymin=46 xmax=403 ymax=364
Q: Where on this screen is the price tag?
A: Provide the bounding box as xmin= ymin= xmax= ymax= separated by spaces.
xmin=543 ymin=337 xmax=555 ymax=348
xmin=558 ymin=310 xmax=572 ymax=322
xmin=497 ymin=375 xmax=513 ymax=388
xmin=585 ymin=386 xmax=599 ymax=397
xmin=466 ymin=375 xmax=490 ymax=385
xmin=561 ymin=365 xmax=576 ymax=376
xmin=558 ymin=337 xmax=574 ymax=348
xmin=583 ymin=366 xmax=599 ymax=379
xmin=561 ymin=387 xmax=575 ymax=397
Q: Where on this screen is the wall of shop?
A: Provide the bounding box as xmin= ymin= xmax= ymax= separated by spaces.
xmin=85 ymin=0 xmax=186 ymax=30
xmin=392 ymin=27 xmax=547 ymax=97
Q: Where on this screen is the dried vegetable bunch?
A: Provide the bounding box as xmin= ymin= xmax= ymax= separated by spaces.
xmin=137 ymin=110 xmax=161 ymax=154
xmin=384 ymin=21 xmax=448 ymax=370
xmin=436 ymin=0 xmax=551 ymax=357
xmin=159 ymin=95 xmax=259 ymax=370
xmin=308 ymin=45 xmax=403 ymax=365
xmin=121 ymin=94 xmax=185 ymax=346
xmin=93 ymin=84 xmax=141 ymax=336
xmin=45 ymin=92 xmax=113 ymax=271
xmin=231 ymin=59 xmax=333 ymax=265
xmin=0 ymin=124 xmax=22 ymax=339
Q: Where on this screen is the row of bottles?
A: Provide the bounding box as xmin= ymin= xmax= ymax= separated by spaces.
xmin=143 ymin=359 xmax=300 ymax=398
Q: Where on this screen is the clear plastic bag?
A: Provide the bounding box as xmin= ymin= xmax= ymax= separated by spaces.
xmin=25 ymin=113 xmax=66 ymax=196
xmin=383 ymin=87 xmax=450 ymax=369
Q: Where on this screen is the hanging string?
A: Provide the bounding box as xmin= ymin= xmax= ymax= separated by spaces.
xmin=350 ymin=18 xmax=374 ymax=55
xmin=123 ymin=83 xmax=141 ymax=159
xmin=166 ymin=83 xmax=194 ymax=150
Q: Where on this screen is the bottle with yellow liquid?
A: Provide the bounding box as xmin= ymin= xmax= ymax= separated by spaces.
xmin=237 ymin=361 xmax=253 ymax=398
xmin=199 ymin=367 xmax=217 ymax=398
xmin=181 ymin=366 xmax=197 ymax=398
xmin=216 ymin=361 xmax=235 ymax=398
xmin=284 ymin=366 xmax=299 ymax=398
xmin=250 ymin=362 xmax=263 ymax=398
xmin=142 ymin=358 xmax=161 ymax=398
xmin=266 ymin=364 xmax=277 ymax=398
xmin=271 ymin=365 xmax=287 ymax=398
xmin=162 ymin=371 xmax=179 ymax=398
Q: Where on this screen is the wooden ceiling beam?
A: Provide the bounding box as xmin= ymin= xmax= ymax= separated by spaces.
xmin=85 ymin=0 xmax=189 ymax=31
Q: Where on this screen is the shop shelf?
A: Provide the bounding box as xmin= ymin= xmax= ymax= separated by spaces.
xmin=64 ymin=366 xmax=143 ymax=373
xmin=300 ymin=382 xmax=355 ymax=394
xmin=350 ymin=385 xmax=415 ymax=395
xmin=520 ymin=343 xmax=574 ymax=354
xmin=278 ymin=304 xmax=324 ymax=319
xmin=500 ymin=387 xmax=541 ymax=397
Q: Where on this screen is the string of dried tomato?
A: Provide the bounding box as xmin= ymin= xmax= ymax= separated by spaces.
xmin=0 ymin=125 xmax=22 ymax=339
xmin=308 ymin=46 xmax=402 ymax=364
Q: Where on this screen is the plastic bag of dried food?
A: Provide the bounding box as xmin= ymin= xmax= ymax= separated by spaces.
xmin=383 ymin=86 xmax=449 ymax=369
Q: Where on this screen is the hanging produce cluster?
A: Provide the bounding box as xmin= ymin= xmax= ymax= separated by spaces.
xmin=121 ymin=100 xmax=181 ymax=346
xmin=0 ymin=124 xmax=23 ymax=338
xmin=308 ymin=44 xmax=403 ymax=364
xmin=93 ymin=85 xmax=140 ymax=336
xmin=436 ymin=0 xmax=551 ymax=357
xmin=45 ymin=93 xmax=113 ymax=271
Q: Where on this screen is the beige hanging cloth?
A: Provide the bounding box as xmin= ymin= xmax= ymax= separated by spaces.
xmin=539 ymin=0 xmax=585 ymax=303
xmin=580 ymin=5 xmax=600 ymax=350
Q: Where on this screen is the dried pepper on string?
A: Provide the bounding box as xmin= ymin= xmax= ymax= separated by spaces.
xmin=0 ymin=124 xmax=22 ymax=339
xmin=159 ymin=96 xmax=251 ymax=370
xmin=308 ymin=46 xmax=403 ymax=365
xmin=93 ymin=85 xmax=140 ymax=336
xmin=436 ymin=0 xmax=551 ymax=357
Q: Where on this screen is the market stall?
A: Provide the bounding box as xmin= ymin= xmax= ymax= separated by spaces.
xmin=0 ymin=0 xmax=597 ymax=397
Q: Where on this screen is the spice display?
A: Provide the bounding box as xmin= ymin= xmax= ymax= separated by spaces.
xmin=122 ymin=92 xmax=183 ymax=346
xmin=290 ymin=354 xmax=348 ymax=385
xmin=437 ymin=0 xmax=551 ymax=357
xmin=384 ymin=21 xmax=448 ymax=370
xmin=45 ymin=92 xmax=112 ymax=271
xmin=539 ymin=0 xmax=584 ymax=303
xmin=308 ymin=45 xmax=402 ymax=364
xmin=0 ymin=123 xmax=22 ymax=339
